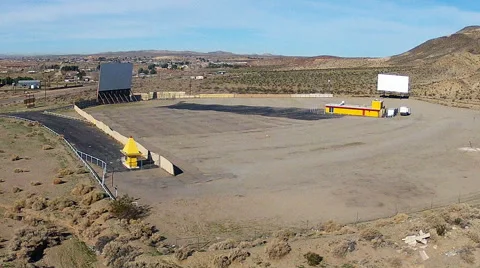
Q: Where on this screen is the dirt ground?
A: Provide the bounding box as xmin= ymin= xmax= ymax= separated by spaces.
xmin=84 ymin=97 xmax=480 ymax=240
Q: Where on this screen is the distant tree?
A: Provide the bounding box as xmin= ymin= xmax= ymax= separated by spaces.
xmin=78 ymin=70 xmax=87 ymax=80
xmin=61 ymin=65 xmax=79 ymax=72
xmin=160 ymin=63 xmax=168 ymax=69
xmin=171 ymin=64 xmax=178 ymax=70
xmin=150 ymin=69 xmax=157 ymax=75
xmin=138 ymin=67 xmax=145 ymax=75
xmin=147 ymin=64 xmax=156 ymax=70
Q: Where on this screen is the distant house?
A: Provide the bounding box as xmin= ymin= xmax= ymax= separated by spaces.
xmin=195 ymin=76 xmax=204 ymax=80
xmin=17 ymin=80 xmax=41 ymax=89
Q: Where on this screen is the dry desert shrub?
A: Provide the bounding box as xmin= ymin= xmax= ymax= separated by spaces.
xmin=57 ymin=168 xmax=74 ymax=178
xmin=12 ymin=186 xmax=23 ymax=193
xmin=110 ymin=195 xmax=151 ymax=220
xmin=273 ymin=229 xmax=296 ymax=241
xmin=48 ymin=196 xmax=76 ymax=210
xmin=30 ymin=181 xmax=42 ymax=186
xmin=389 ymin=257 xmax=403 ymax=268
xmin=84 ymin=224 xmax=105 ymax=239
xmin=466 ymin=230 xmax=480 ymax=244
xmin=14 ymin=168 xmax=28 ymax=173
xmin=332 ymin=240 xmax=351 ymax=258
xmin=23 ymin=215 xmax=46 ymax=227
xmin=174 ymin=246 xmax=195 ymax=261
xmin=7 ymin=225 xmax=68 ymax=262
xmin=321 ymin=220 xmax=342 ymax=233
xmin=0 ymin=178 xmax=5 ymax=182
xmin=42 ymin=145 xmax=54 ymax=150
xmin=81 ymin=190 xmax=105 ymax=206
xmin=304 ymin=251 xmax=323 ymax=266
xmin=95 ymin=235 xmax=118 ymax=253
xmin=11 ymin=155 xmax=21 ymax=161
xmin=393 ymin=213 xmax=409 ymax=223
xmin=25 ymin=196 xmax=47 ymax=211
xmin=103 ymin=241 xmax=141 ymax=268
xmin=75 ymin=167 xmax=89 ymax=174
xmin=265 ymin=238 xmax=291 ymax=260
xmin=209 ymin=239 xmax=238 ymax=251
xmin=359 ymin=228 xmax=383 ymax=241
xmin=11 ymin=199 xmax=26 ymax=212
xmin=123 ymin=260 xmax=182 ymax=268
xmin=238 ymin=241 xmax=253 ymax=249
xmin=459 ymin=246 xmax=476 ymax=264
xmin=338 ymin=225 xmax=357 ymax=235
xmin=229 ymin=248 xmax=250 ymax=263
xmin=121 ymin=220 xmax=157 ymax=241
xmin=213 ymin=255 xmax=231 ymax=268
xmin=71 ymin=183 xmax=94 ymax=195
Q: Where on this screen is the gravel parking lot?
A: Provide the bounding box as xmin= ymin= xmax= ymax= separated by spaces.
xmin=86 ymin=97 xmax=480 ymax=237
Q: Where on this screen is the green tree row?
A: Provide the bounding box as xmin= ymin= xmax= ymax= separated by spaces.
xmin=0 ymin=76 xmax=34 ymax=85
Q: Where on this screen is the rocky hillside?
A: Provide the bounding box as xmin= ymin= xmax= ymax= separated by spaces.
xmin=390 ymin=26 xmax=480 ymax=65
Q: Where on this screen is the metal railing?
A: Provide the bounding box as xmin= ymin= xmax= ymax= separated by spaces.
xmin=0 ymin=114 xmax=115 ymax=199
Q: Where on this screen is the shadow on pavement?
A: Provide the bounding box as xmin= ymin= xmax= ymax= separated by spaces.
xmin=162 ymin=102 xmax=343 ymax=121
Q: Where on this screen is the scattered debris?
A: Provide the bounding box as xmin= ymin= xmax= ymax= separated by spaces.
xmin=419 ymin=250 xmax=429 ymax=261
xmin=403 ymin=230 xmax=430 ymax=247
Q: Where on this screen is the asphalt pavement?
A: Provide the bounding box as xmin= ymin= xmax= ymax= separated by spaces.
xmin=11 ymin=112 xmax=126 ymax=172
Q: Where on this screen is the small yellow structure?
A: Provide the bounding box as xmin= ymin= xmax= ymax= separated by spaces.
xmin=325 ymin=99 xmax=385 ymax=118
xmin=121 ymin=136 xmax=143 ymax=169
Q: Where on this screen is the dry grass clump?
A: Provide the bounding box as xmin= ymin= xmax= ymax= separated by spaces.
xmin=121 ymin=220 xmax=157 ymax=242
xmin=273 ymin=229 xmax=296 ymax=241
xmin=42 ymin=145 xmax=54 ymax=150
xmin=30 ymin=181 xmax=42 ymax=186
xmin=229 ymin=248 xmax=250 ymax=262
xmin=424 ymin=212 xmax=448 ymax=236
xmin=57 ymin=168 xmax=74 ymax=178
xmin=7 ymin=225 xmax=69 ymax=263
xmin=388 ymin=257 xmax=403 ymax=268
xmin=48 ymin=196 xmax=76 ymax=210
xmin=0 ymin=149 xmax=5 ymax=153
xmin=12 ymin=199 xmax=26 ymax=212
xmin=321 ymin=220 xmax=342 ymax=233
xmin=175 ymin=246 xmax=195 ymax=261
xmin=52 ymin=178 xmax=66 ymax=185
xmin=103 ymin=241 xmax=141 ymax=268
xmin=265 ymin=238 xmax=291 ymax=260
xmin=459 ymin=246 xmax=476 ymax=264
xmin=95 ymin=235 xmax=118 ymax=254
xmin=23 ymin=215 xmax=46 ymax=227
xmin=332 ymin=240 xmax=351 ymax=258
xmin=84 ymin=224 xmax=105 ymax=239
xmin=110 ymin=195 xmax=151 ymax=220
xmin=209 ymin=239 xmax=238 ymax=251
xmin=213 ymin=255 xmax=231 ymax=268
xmin=81 ymin=190 xmax=105 ymax=206
xmin=12 ymin=186 xmax=23 ymax=193
xmin=76 ymin=167 xmax=89 ymax=174
xmin=0 ymin=178 xmax=5 ymax=183
xmin=11 ymin=155 xmax=21 ymax=161
xmin=14 ymin=168 xmax=29 ymax=173
xmin=238 ymin=241 xmax=253 ymax=249
xmin=71 ymin=183 xmax=94 ymax=195
xmin=25 ymin=196 xmax=47 ymax=211
xmin=359 ymin=228 xmax=383 ymax=241
xmin=304 ymin=252 xmax=323 ymax=266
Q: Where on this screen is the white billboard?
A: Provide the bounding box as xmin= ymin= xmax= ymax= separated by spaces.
xmin=98 ymin=63 xmax=133 ymax=92
xmin=377 ymin=74 xmax=409 ymax=94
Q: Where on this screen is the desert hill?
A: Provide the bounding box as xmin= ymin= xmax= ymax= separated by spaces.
xmin=390 ymin=26 xmax=480 ymax=65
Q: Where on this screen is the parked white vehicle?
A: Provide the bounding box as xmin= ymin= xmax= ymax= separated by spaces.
xmin=399 ymin=106 xmax=411 ymax=116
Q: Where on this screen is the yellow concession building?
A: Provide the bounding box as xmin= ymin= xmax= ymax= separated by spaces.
xmin=325 ymin=100 xmax=385 ymax=118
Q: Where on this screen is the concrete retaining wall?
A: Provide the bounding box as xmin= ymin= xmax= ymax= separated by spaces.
xmin=74 ymin=105 xmax=180 ymax=176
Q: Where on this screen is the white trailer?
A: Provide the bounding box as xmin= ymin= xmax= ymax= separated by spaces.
xmin=377 ymin=74 xmax=409 ymax=98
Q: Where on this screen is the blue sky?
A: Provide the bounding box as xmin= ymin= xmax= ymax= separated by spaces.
xmin=0 ymin=0 xmax=478 ymax=57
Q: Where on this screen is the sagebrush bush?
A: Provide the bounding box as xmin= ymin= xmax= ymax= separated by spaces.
xmin=109 ymin=195 xmax=150 ymax=220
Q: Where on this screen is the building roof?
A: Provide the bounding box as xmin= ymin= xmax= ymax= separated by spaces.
xmin=18 ymin=80 xmax=40 ymax=83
